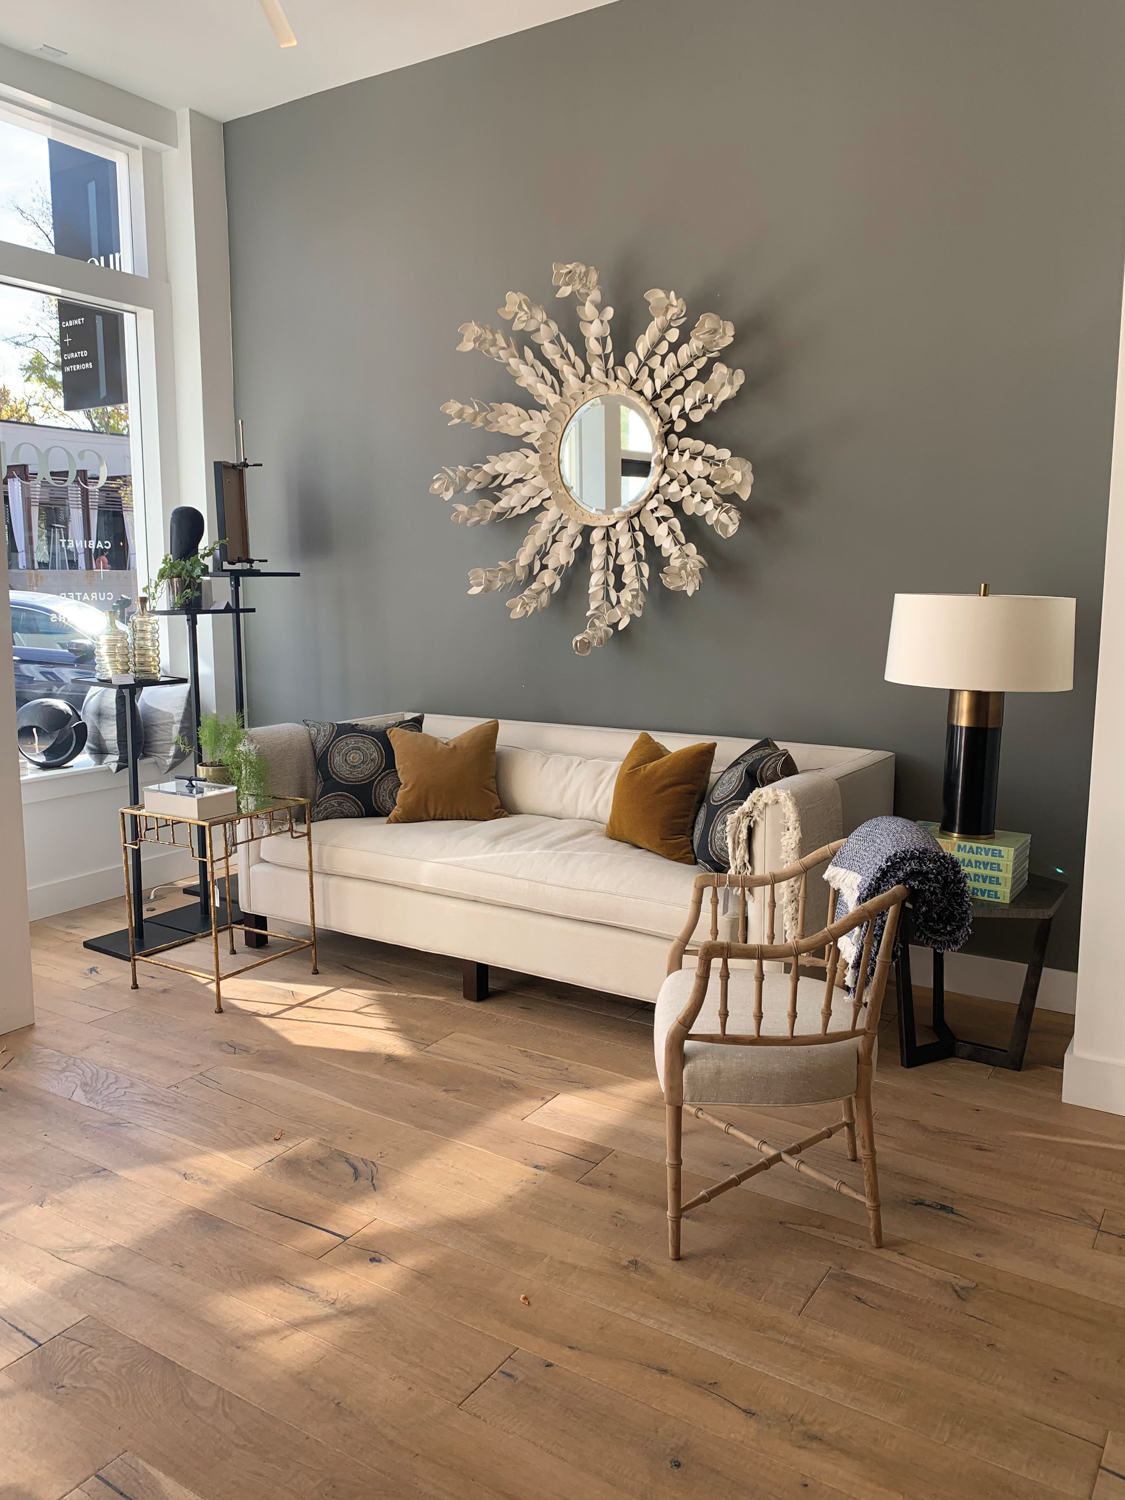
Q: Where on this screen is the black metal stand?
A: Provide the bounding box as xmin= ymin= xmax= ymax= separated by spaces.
xmin=83 ymin=676 xmax=190 ymax=963
xmin=218 ymin=565 xmax=299 ymax=721
xmin=89 ymin=561 xmax=299 ymax=964
xmin=895 ymin=874 xmax=1068 ymax=1071
xmin=149 ymin=603 xmax=255 ymax=940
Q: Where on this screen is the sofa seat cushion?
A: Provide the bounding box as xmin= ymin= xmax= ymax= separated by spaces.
xmin=258 ymin=812 xmax=702 ymax=940
xmin=654 ymin=967 xmax=867 ymax=1107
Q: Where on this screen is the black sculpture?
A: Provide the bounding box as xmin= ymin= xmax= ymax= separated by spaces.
xmin=16 ymin=699 xmax=88 ymax=768
xmin=169 ymin=505 xmax=205 ymax=561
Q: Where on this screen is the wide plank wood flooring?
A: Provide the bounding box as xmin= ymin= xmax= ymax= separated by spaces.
xmin=2 ymin=893 xmax=1124 ymax=1499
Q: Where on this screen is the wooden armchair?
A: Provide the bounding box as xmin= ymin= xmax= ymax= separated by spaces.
xmin=657 ymin=838 xmax=907 ymax=1259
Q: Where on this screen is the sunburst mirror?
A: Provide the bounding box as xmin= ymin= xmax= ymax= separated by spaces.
xmin=431 ymin=262 xmax=754 ymax=654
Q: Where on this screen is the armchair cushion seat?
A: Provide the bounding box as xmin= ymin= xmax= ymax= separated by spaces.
xmin=654 ymin=968 xmax=867 ymax=1107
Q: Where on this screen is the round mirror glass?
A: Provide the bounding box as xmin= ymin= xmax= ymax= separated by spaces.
xmin=558 ymin=394 xmax=657 ymax=515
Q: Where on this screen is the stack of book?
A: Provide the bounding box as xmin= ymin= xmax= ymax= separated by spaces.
xmin=917 ymin=822 xmax=1030 ymax=904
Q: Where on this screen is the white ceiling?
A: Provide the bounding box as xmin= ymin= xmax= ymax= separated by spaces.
xmin=0 ymin=0 xmax=617 ymax=123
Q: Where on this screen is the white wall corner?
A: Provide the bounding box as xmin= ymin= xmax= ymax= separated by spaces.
xmin=1067 ymin=252 xmax=1125 ymax=1117
xmin=0 ymin=579 xmax=35 ymax=1036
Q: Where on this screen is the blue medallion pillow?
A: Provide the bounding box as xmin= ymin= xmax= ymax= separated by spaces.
xmin=304 ymin=714 xmax=424 ymax=821
xmin=692 ymin=738 xmax=799 ymax=872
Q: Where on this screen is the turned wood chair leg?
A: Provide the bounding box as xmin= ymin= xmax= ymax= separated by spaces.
xmin=666 ymin=1102 xmax=683 ymax=1260
xmin=841 ymin=1096 xmax=858 ymax=1162
xmin=854 ymin=1088 xmax=883 ymax=1248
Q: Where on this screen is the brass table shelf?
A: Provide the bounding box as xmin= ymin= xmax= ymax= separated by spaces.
xmin=118 ymin=794 xmax=317 ymax=1012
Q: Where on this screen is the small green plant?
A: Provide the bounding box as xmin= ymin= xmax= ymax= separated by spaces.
xmin=229 ymin=737 xmax=271 ymax=809
xmin=197 ymin=710 xmax=247 ymax=766
xmin=192 ymin=711 xmax=271 ymax=807
xmin=143 ymin=540 xmax=224 ymax=608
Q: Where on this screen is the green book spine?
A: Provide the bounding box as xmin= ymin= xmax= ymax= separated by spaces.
xmin=967 ymin=870 xmax=1028 ymax=903
xmin=950 ymin=851 xmax=1028 ymax=876
xmin=917 ymin=821 xmax=1030 ymax=867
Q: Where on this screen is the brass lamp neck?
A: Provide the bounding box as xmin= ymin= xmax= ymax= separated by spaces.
xmin=948 ymin=689 xmax=1004 ymax=729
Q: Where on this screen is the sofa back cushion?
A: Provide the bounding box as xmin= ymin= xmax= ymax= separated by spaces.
xmin=496 ymin=745 xmax=621 ymax=824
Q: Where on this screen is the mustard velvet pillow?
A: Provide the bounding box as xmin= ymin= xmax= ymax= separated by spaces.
xmin=386 ymin=719 xmax=509 ymax=824
xmin=607 ymin=732 xmax=717 ymax=864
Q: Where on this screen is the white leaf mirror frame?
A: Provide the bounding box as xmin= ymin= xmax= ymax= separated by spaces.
xmin=430 ymin=262 xmax=754 ymax=655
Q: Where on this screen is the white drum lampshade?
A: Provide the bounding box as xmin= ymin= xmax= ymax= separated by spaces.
xmin=885 ymin=590 xmax=1075 ymax=839
xmin=886 ymin=593 xmax=1075 ymax=693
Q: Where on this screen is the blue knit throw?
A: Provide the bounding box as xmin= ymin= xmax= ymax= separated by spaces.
xmin=825 ymin=816 xmax=972 ymax=993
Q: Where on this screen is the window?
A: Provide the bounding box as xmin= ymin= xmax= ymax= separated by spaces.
xmin=1 ymin=99 xmax=156 ymax=779
xmin=0 ymin=108 xmax=134 ymax=273
xmin=3 ymin=281 xmax=144 ymax=763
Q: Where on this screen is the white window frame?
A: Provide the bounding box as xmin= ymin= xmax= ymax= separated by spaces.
xmin=0 ymin=49 xmax=237 ymax=924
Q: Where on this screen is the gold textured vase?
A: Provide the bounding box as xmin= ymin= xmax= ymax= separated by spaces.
xmin=128 ymin=596 xmax=162 ymax=680
xmin=94 ymin=616 xmax=131 ymax=679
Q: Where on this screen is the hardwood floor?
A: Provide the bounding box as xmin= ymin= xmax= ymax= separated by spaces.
xmin=2 ymin=893 xmax=1124 ymax=1499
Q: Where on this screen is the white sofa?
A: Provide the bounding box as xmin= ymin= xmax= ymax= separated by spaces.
xmin=241 ymin=714 xmax=894 ymax=1005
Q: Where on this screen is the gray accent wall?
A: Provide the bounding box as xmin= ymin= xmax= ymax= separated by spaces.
xmin=224 ymin=0 xmax=1125 ymax=971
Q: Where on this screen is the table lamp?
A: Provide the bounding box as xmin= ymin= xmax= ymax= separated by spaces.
xmin=885 ymin=586 xmax=1075 ymax=838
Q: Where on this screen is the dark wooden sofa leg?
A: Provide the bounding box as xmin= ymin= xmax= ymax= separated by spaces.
xmin=462 ymin=960 xmax=489 ymax=1002
xmin=243 ymin=912 xmax=268 ymax=950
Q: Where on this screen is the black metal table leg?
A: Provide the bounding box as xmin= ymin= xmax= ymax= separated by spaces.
xmin=1002 ymin=917 xmax=1054 ymax=1070
xmin=895 ymin=906 xmax=956 ymax=1068
xmin=898 ymin=873 xmax=1067 ymax=1072
xmin=947 ymin=916 xmax=1055 ymax=1071
xmin=122 ymin=683 xmax=145 ymax=948
xmin=230 ymin=571 xmax=245 ymax=721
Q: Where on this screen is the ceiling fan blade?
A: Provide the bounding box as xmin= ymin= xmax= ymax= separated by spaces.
xmin=258 ymin=0 xmax=297 ymax=48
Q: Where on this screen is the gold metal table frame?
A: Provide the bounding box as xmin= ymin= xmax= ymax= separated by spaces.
xmin=119 ymin=795 xmax=318 ymax=1012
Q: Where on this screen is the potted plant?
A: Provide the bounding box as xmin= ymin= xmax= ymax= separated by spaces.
xmin=143 ymin=539 xmax=224 ymax=611
xmin=194 ymin=711 xmax=236 ymax=782
xmin=182 ymin=711 xmax=271 ymax=809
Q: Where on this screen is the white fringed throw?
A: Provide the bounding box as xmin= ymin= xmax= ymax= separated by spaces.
xmin=726 ymin=771 xmax=843 ymax=941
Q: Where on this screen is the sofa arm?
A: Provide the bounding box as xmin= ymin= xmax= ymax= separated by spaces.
xmin=247 ymin=722 xmax=317 ymax=804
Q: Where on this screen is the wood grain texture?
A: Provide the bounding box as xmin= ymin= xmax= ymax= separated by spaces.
xmin=1095 ymin=1434 xmax=1125 ymax=1500
xmin=2 ymin=904 xmax=1123 ymax=1499
xmin=61 ymin=1451 xmax=208 ymax=1500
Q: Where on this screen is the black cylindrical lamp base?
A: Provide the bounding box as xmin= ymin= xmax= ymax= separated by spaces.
xmin=940 ymin=690 xmax=1004 ymax=840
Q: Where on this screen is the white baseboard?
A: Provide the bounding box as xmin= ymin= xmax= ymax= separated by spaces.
xmin=1062 ymin=1039 xmax=1125 ymax=1115
xmin=908 ymin=945 xmax=1076 ymax=1015
xmin=27 ymin=845 xmax=197 ymax=921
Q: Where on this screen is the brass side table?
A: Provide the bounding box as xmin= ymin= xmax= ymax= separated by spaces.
xmin=119 ymin=794 xmax=317 ymax=1012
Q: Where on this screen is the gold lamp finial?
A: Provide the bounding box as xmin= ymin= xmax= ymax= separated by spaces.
xmin=979 ymin=583 xmax=990 ymax=597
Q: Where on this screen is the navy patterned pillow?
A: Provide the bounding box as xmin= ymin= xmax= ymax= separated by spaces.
xmin=304 ymin=715 xmax=424 ymax=821
xmin=691 ymin=738 xmax=799 ymax=872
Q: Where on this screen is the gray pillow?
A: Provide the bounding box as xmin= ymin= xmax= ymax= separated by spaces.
xmin=138 ymin=683 xmax=193 ymax=774
xmin=81 ymin=686 xmax=142 ymax=770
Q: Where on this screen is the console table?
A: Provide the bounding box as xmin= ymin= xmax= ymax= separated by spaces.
xmin=895 ymin=873 xmax=1068 ymax=1071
